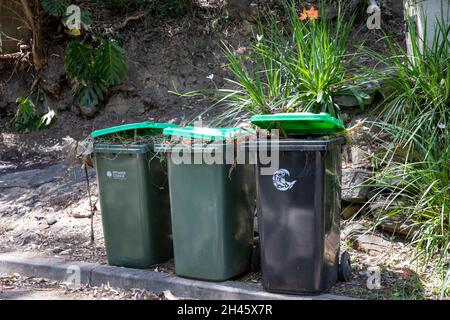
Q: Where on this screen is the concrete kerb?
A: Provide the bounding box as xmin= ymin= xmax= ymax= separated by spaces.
xmin=0 ymin=253 xmax=96 ymax=285
xmin=0 ymin=253 xmax=354 ymax=300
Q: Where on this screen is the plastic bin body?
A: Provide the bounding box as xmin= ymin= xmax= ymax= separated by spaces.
xmin=253 ymin=138 xmax=344 ymax=294
xmin=159 ymin=144 xmax=255 ymax=281
xmin=94 ymin=144 xmax=173 ymax=268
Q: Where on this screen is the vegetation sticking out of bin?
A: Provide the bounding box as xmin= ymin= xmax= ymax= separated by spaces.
xmin=158 ymin=126 xmax=256 ymax=148
xmin=93 ymin=131 xmax=164 ymax=146
xmin=91 ymin=122 xmax=179 ymax=146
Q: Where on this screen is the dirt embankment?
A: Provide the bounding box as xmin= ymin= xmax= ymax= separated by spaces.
xmin=0 ymin=1 xmax=405 ymax=164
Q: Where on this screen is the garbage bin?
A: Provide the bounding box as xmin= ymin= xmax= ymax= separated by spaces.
xmin=91 ymin=122 xmax=178 ymax=269
xmin=155 ymin=126 xmax=256 ymax=281
xmin=250 ymin=113 xmax=349 ymax=294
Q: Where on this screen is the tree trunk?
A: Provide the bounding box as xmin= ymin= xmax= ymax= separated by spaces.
xmin=19 ymin=0 xmax=43 ymax=70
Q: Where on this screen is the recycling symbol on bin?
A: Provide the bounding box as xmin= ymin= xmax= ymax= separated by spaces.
xmin=272 ymin=169 xmax=297 ymax=191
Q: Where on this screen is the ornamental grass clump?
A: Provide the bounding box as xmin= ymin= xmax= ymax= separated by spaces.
xmin=181 ymin=1 xmax=367 ymax=127
xmin=365 ymin=12 xmax=449 ymax=294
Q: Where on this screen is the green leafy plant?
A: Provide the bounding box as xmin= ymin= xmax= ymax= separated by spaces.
xmin=367 ymin=19 xmax=449 ymax=160
xmin=364 ymin=9 xmax=450 ymax=296
xmin=441 ymin=268 xmax=450 ymax=299
xmin=65 ymin=40 xmax=127 ymax=108
xmin=42 ymin=0 xmax=70 ymax=17
xmin=11 ymin=97 xmax=38 ymax=132
xmin=261 ymin=4 xmax=364 ymax=117
xmin=42 ymin=0 xmax=127 ymax=111
xmin=182 ymin=1 xmax=366 ymax=126
xmin=11 ymin=97 xmax=56 ymax=132
xmin=42 ymin=0 xmax=92 ymax=30
xmin=95 ymin=40 xmax=128 ymax=86
xmin=367 ymin=149 xmax=449 ymax=266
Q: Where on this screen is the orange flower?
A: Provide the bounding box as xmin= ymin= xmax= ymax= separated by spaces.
xmin=299 ymin=8 xmax=308 ymax=21
xmin=299 ymin=6 xmax=319 ymax=21
xmin=307 ymin=6 xmax=319 ymax=20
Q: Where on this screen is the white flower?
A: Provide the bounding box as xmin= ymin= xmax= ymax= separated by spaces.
xmin=206 ymin=74 xmax=214 ymax=80
xmin=256 ymin=34 xmax=263 ymax=42
xmin=438 ymin=123 xmax=445 ymax=129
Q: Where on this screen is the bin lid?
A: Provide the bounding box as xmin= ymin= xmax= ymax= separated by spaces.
xmin=93 ymin=143 xmax=153 ymax=154
xmin=162 ymin=126 xmax=253 ymax=142
xmin=91 ymin=122 xmax=178 ymax=138
xmin=243 ymin=137 xmax=346 ymax=152
xmin=251 ymin=113 xmax=345 ymax=135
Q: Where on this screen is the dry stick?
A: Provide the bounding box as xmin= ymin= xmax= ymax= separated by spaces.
xmin=115 ymin=12 xmax=148 ymax=30
xmin=84 ymin=165 xmax=95 ymax=243
xmin=0 ymin=52 xmax=25 ymax=60
xmin=0 ymin=31 xmax=22 ymax=43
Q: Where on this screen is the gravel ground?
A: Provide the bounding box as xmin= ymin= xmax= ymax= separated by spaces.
xmin=0 ymin=273 xmax=165 ymax=300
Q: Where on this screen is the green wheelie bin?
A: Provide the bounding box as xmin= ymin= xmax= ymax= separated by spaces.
xmin=155 ymin=126 xmax=256 ymax=281
xmin=91 ymin=122 xmax=178 ymax=269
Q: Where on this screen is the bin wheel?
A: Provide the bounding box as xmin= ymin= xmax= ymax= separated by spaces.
xmin=338 ymin=251 xmax=352 ymax=282
xmin=251 ymin=243 xmax=261 ymax=272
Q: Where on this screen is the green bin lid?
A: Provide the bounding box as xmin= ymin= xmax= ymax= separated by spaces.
xmin=91 ymin=122 xmax=178 ymax=138
xmin=251 ymin=112 xmax=344 ymax=135
xmin=162 ymin=126 xmax=253 ymax=142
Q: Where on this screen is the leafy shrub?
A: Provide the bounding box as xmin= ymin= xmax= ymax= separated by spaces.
xmin=42 ymin=1 xmax=127 ymax=111
xmin=65 ymin=40 xmax=127 ymax=108
xmin=11 ymin=97 xmax=56 ymax=132
xmin=11 ymin=97 xmax=38 ymax=132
